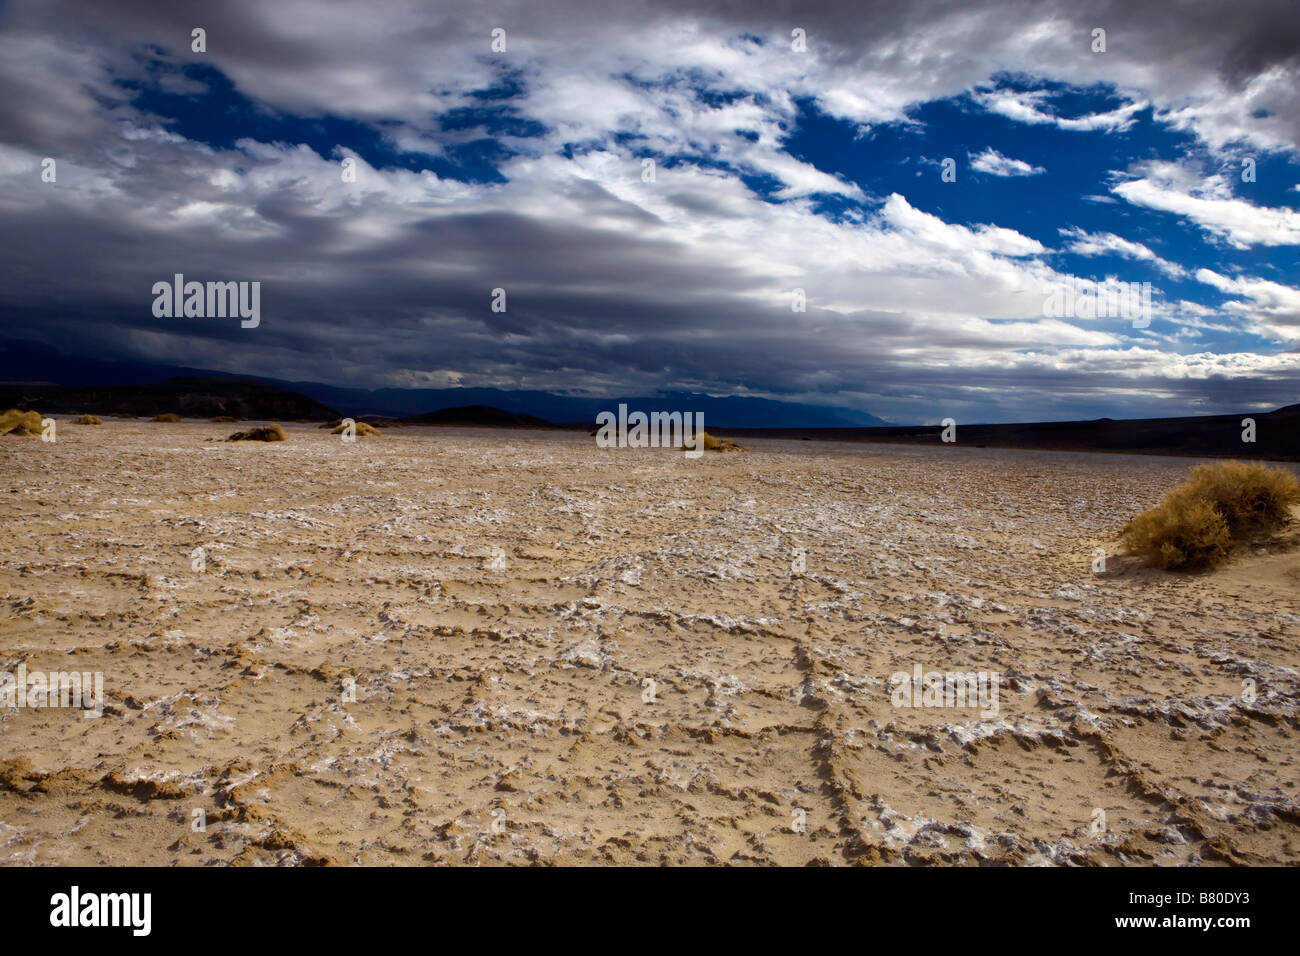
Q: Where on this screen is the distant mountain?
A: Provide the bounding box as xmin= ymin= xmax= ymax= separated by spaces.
xmin=0 ymin=340 xmax=888 ymax=428
xmin=278 ymin=383 xmax=888 ymax=427
xmin=401 ymin=405 xmax=554 ymax=428
xmin=717 ymin=404 xmax=1300 ymax=461
xmin=0 ymin=341 xmax=248 ymax=389
xmin=0 ymin=376 xmax=338 ymax=421
xmin=2 ymin=340 xmax=1293 ymax=459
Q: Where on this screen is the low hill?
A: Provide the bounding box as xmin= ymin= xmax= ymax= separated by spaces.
xmin=0 ymin=376 xmax=338 ymax=421
xmin=716 ymin=404 xmax=1300 ymax=461
xmin=0 ymin=340 xmax=886 ymax=426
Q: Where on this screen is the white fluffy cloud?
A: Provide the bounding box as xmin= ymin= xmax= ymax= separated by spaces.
xmin=1113 ymin=162 xmax=1300 ymax=248
xmin=1195 ymin=268 xmax=1300 ymax=341
xmin=971 ymin=148 xmax=1044 ymax=177
xmin=1058 ymin=227 xmax=1187 ymax=277
xmin=973 ymin=89 xmax=1146 ymax=133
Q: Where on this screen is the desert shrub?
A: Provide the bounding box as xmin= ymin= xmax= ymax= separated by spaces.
xmin=211 ymin=415 xmax=239 ymax=423
xmin=1122 ymin=493 xmax=1232 ymax=570
xmin=323 ymin=417 xmax=386 ymax=430
xmin=76 ymin=415 xmax=103 ymax=425
xmin=0 ymin=409 xmax=44 ymax=436
xmin=681 ymin=431 xmax=745 ymax=452
xmin=704 ymin=432 xmax=745 ymax=452
xmin=1178 ymin=460 xmax=1300 ymax=535
xmin=1122 ymin=461 xmax=1300 ymax=570
xmin=225 ymin=423 xmax=286 ymax=442
xmin=331 ymin=420 xmax=381 ymax=436
xmin=151 ymin=413 xmax=182 ymax=423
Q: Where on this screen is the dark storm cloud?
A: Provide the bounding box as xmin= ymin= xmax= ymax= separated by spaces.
xmin=0 ymin=0 xmax=1297 ymax=421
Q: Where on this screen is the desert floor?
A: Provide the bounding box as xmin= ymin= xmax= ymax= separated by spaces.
xmin=1 ymin=421 xmax=1298 ymax=865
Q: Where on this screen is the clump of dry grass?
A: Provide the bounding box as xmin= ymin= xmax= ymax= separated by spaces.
xmin=211 ymin=415 xmax=239 ymax=423
xmin=225 ymin=423 xmax=286 ymax=442
xmin=1122 ymin=461 xmax=1300 ymax=570
xmin=75 ymin=414 xmax=103 ymax=425
xmin=331 ymin=420 xmax=381 ymax=437
xmin=682 ymin=431 xmax=746 ymax=452
xmin=0 ymin=409 xmax=44 ymax=436
xmin=151 ymin=413 xmax=182 ymax=423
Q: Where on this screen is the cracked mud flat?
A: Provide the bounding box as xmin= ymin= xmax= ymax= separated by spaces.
xmin=1 ymin=421 xmax=1298 ymax=866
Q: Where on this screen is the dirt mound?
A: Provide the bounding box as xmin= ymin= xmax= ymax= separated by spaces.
xmin=225 ymin=424 xmax=287 ymax=442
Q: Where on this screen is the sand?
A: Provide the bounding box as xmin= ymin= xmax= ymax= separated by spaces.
xmin=1 ymin=421 xmax=1297 ymax=866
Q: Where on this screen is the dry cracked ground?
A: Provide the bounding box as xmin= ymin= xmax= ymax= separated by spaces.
xmin=1 ymin=420 xmax=1298 ymax=866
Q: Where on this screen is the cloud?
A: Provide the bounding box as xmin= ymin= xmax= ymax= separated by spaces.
xmin=973 ymin=89 xmax=1146 ymax=132
xmin=1058 ymin=227 xmax=1187 ymax=277
xmin=0 ymin=0 xmax=1298 ymax=423
xmin=1196 ymin=268 xmax=1300 ymax=341
xmin=971 ymin=147 xmax=1044 ymax=177
xmin=1113 ymin=162 xmax=1300 ymax=248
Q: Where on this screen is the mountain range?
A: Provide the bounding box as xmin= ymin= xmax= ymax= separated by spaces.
xmin=0 ymin=341 xmax=887 ymax=428
xmin=2 ymin=340 xmax=1295 ymax=459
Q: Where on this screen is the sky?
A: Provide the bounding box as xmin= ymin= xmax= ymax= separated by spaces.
xmin=0 ymin=0 xmax=1297 ymax=424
